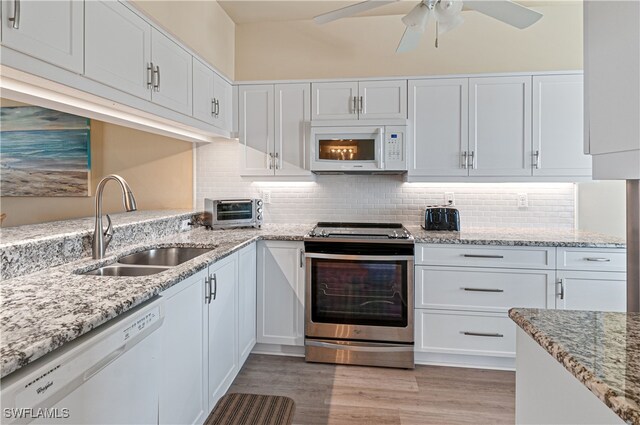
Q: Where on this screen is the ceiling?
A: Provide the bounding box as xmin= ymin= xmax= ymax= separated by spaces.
xmin=218 ymin=1 xmax=572 ymax=24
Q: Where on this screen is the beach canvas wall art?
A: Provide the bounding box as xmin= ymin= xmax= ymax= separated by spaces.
xmin=0 ymin=106 xmax=91 ymax=197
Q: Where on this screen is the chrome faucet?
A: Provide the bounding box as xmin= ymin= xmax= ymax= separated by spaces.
xmin=92 ymin=175 xmax=137 ymax=259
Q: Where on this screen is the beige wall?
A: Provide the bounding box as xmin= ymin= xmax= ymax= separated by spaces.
xmin=235 ymin=4 xmax=582 ymax=81
xmin=1 ymin=119 xmax=193 ymax=228
xmin=133 ymin=0 xmax=236 ymax=79
xmin=577 ymin=181 xmax=627 ymax=239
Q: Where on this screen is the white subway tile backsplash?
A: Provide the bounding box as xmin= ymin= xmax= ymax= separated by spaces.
xmin=196 ymin=141 xmax=576 ymax=229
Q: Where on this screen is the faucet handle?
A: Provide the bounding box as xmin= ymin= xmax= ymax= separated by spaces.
xmin=104 ymin=214 xmax=113 ymax=250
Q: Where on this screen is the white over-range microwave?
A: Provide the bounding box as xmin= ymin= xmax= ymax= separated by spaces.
xmin=309 ymin=125 xmax=407 ymax=173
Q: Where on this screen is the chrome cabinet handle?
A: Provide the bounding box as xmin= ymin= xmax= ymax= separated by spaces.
xmin=274 ymin=152 xmax=280 ymax=169
xmin=211 ymin=99 xmax=215 ymax=116
xmin=461 ymin=151 xmax=468 ymax=169
xmin=300 ymin=249 xmax=304 ymax=268
xmin=268 ymin=153 xmax=274 ymax=169
xmin=147 ymin=63 xmax=154 ymax=89
xmin=557 ymin=278 xmax=565 ymax=300
xmin=462 ymin=287 xmax=504 ymax=293
xmin=205 ymin=276 xmax=212 ymax=304
xmin=212 ymin=273 xmax=217 ymax=301
xmin=215 ymin=99 xmax=220 ymax=117
xmin=153 ymin=65 xmax=160 ymax=92
xmin=359 ymin=96 xmax=363 ymax=113
xmin=462 ymin=332 xmax=504 ymax=338
xmin=469 ymin=151 xmax=476 ymax=169
xmin=9 ymin=0 xmax=20 ymax=29
xmin=585 ymin=257 xmax=611 ymax=262
xmin=352 ymin=96 xmax=358 ymax=114
xmin=533 ymin=150 xmax=540 ymax=169
xmin=463 ymin=254 xmax=504 ymax=259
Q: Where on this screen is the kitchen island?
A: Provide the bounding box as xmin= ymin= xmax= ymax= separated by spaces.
xmin=510 ymin=308 xmax=639 ymax=424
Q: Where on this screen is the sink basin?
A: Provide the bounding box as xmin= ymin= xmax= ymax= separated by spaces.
xmin=83 ymin=265 xmax=169 ymax=277
xmin=117 ymin=247 xmax=213 ymax=267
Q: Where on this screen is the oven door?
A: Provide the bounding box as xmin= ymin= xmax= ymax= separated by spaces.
xmin=305 ymin=252 xmax=414 ymax=343
xmin=310 ymin=126 xmax=384 ymax=171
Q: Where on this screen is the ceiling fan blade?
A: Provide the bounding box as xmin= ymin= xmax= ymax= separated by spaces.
xmin=434 ymin=0 xmax=464 ymax=34
xmin=396 ymin=25 xmax=425 ymax=53
xmin=438 ymin=15 xmax=464 ymax=35
xmin=465 ymin=0 xmax=542 ymax=29
xmin=314 ymin=0 xmax=397 ymax=25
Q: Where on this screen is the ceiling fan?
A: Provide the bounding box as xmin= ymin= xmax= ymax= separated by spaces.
xmin=313 ymin=0 xmax=543 ymax=53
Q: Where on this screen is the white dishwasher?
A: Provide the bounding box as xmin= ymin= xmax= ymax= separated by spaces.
xmin=1 ymin=297 xmax=164 ymax=425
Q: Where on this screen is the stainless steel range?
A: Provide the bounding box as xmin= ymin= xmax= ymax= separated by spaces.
xmin=304 ymin=222 xmax=415 ymax=369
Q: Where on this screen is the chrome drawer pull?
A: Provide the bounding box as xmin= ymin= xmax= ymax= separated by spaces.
xmin=462 ymin=254 xmax=504 ymax=259
xmin=462 ymin=287 xmax=504 ymax=293
xmin=462 ymin=331 xmax=504 ymax=338
xmin=584 ymin=257 xmax=611 ymax=262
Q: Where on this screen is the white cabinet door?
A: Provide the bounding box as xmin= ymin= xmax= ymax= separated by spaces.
xmin=213 ymin=73 xmax=233 ymax=132
xmin=85 ymin=1 xmax=151 ymax=101
xmin=238 ymin=243 xmax=257 ymax=367
xmin=469 ymin=76 xmax=532 ymax=176
xmin=150 ymin=28 xmax=193 ymax=115
xmin=239 ymin=85 xmax=275 ymax=176
xmin=275 ymin=83 xmax=312 ymax=176
xmin=311 ymin=81 xmax=358 ymax=121
xmin=257 ymin=241 xmax=305 ymax=346
xmin=207 ymin=254 xmax=239 ymax=410
xmin=408 ymin=79 xmax=469 ymax=177
xmin=359 ymin=80 xmax=407 ymax=120
xmin=159 ymin=270 xmax=208 ymax=425
xmin=1 ymin=0 xmax=83 ymax=73
xmin=556 ymin=271 xmax=627 ymax=312
xmin=533 ymin=75 xmax=591 ymax=177
xmin=192 ymin=57 xmax=215 ymax=124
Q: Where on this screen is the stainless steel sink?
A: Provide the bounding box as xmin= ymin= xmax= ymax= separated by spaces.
xmin=117 ymin=247 xmax=214 ymax=267
xmin=83 ymin=265 xmax=169 ymax=277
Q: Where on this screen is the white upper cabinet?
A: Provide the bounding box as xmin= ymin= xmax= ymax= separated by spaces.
xmin=85 ymin=1 xmax=151 ymax=101
xmin=240 ymin=83 xmax=311 ymax=177
xmin=192 ymin=57 xmax=216 ymax=124
xmin=312 ymin=81 xmax=359 ymax=120
xmin=275 ymin=83 xmax=312 ymax=176
xmin=312 ymin=80 xmax=407 ymax=121
xmin=469 ymin=76 xmax=532 ymax=177
xmin=359 ymin=80 xmax=407 ymax=120
xmin=1 ymin=0 xmax=83 ymax=73
xmin=532 ymin=75 xmax=591 ymax=177
xmin=239 ymin=85 xmax=274 ymax=176
xmin=150 ymin=28 xmax=193 ymax=116
xmin=408 ymin=78 xmax=469 ymax=177
xmin=213 ymin=73 xmax=233 ymax=132
xmin=584 ymin=1 xmax=640 ymax=179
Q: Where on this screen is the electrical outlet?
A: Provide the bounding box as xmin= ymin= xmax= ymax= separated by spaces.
xmin=261 ymin=190 xmax=272 ymax=204
xmin=517 ymin=193 xmax=529 ymax=208
xmin=444 ymin=192 xmax=455 ymax=206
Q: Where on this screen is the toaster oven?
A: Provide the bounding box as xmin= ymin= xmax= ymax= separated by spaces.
xmin=204 ymin=198 xmax=263 ymax=229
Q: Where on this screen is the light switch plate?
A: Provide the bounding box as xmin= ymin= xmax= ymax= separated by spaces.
xmin=261 ymin=190 xmax=272 ymax=204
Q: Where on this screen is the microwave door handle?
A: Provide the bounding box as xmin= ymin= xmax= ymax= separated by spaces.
xmin=378 ymin=127 xmax=385 ymax=170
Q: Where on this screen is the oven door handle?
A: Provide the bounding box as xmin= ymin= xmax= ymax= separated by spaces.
xmin=306 ymin=340 xmax=412 ymax=353
xmin=304 ymin=253 xmax=414 ymax=262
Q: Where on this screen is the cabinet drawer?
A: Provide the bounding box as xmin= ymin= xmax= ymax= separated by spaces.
xmin=416 ymin=244 xmax=555 ymax=269
xmin=557 ymin=248 xmax=626 ymax=272
xmin=415 ymin=310 xmax=515 ymax=357
xmin=415 ymin=266 xmax=554 ymax=312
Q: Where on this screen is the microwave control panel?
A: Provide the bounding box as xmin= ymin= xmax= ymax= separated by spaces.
xmin=384 ymin=126 xmax=407 ymax=170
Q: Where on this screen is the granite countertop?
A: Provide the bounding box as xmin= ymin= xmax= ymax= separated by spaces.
xmin=0 ymin=224 xmax=312 ymax=378
xmin=407 ymin=226 xmax=626 ymax=248
xmin=510 ymin=308 xmax=640 ymax=424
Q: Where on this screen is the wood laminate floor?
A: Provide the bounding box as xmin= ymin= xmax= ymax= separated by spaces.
xmin=227 ymin=354 xmax=515 ymax=425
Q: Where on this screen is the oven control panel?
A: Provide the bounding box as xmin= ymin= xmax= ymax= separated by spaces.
xmin=384 ymin=126 xmax=407 ymax=170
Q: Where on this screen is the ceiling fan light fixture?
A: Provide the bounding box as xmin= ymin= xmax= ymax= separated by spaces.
xmin=401 ymin=2 xmax=431 ymax=29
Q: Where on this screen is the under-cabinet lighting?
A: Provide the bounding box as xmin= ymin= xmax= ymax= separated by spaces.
xmin=403 ymin=182 xmax=575 ymax=189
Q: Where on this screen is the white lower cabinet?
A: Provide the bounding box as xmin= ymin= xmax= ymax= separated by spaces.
xmin=159 ymin=270 xmax=208 ymax=425
xmin=256 ymin=240 xmax=305 ymax=347
xmin=556 ymin=271 xmax=627 ymax=312
xmin=238 ymin=243 xmax=257 ymax=366
xmin=206 ymin=253 xmax=239 ymax=410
